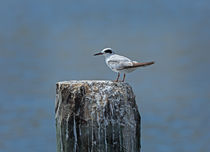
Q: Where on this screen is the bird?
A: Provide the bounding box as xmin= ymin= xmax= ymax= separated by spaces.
xmin=94 ymin=48 xmax=154 ymax=82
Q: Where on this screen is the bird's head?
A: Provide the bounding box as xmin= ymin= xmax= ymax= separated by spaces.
xmin=94 ymin=48 xmax=114 ymax=56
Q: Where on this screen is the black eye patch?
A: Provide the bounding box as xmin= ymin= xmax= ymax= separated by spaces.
xmin=104 ymin=49 xmax=112 ymax=54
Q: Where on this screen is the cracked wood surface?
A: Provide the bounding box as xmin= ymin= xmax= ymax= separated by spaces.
xmin=55 ymin=80 xmax=141 ymax=152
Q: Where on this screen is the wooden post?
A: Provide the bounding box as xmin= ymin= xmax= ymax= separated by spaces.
xmin=55 ymin=80 xmax=141 ymax=152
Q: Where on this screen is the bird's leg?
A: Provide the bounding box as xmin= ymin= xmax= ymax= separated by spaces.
xmin=122 ymin=73 xmax=126 ymax=82
xmin=114 ymin=73 xmax=120 ymax=82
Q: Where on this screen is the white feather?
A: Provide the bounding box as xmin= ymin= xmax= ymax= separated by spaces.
xmin=105 ymin=54 xmax=136 ymax=73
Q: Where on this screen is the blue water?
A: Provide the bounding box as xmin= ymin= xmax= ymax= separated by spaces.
xmin=0 ymin=0 xmax=210 ymax=152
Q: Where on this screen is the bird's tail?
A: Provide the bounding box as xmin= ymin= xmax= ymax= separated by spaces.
xmin=124 ymin=61 xmax=155 ymax=69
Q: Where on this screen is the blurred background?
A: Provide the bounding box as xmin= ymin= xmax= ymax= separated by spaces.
xmin=0 ymin=0 xmax=210 ymax=152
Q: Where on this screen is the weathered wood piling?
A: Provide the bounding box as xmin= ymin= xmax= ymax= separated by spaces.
xmin=55 ymin=80 xmax=141 ymax=152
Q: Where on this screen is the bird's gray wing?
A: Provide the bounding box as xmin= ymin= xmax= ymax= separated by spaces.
xmin=122 ymin=61 xmax=155 ymax=69
xmin=108 ymin=59 xmax=133 ymax=70
xmin=107 ymin=60 xmax=121 ymax=70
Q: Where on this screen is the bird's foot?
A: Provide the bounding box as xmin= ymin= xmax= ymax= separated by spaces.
xmin=118 ymin=80 xmax=125 ymax=82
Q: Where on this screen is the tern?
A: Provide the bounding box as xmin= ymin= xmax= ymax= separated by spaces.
xmin=94 ymin=48 xmax=154 ymax=82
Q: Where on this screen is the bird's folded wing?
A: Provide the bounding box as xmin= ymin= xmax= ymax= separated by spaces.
xmin=119 ymin=61 xmax=155 ymax=70
xmin=108 ymin=60 xmax=133 ymax=70
xmin=107 ymin=60 xmax=120 ymax=64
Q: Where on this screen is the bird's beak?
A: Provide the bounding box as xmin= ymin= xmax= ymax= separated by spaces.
xmin=94 ymin=52 xmax=103 ymax=56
